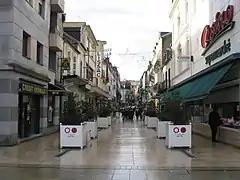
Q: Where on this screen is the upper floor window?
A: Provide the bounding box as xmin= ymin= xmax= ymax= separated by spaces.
xmin=25 ymin=0 xmax=33 ymax=6
xmin=49 ymin=51 xmax=56 ymax=71
xmin=67 ymin=51 xmax=71 ymax=58
xmin=73 ymin=56 xmax=76 ymax=75
xmin=186 ymin=38 xmax=190 ymax=55
xmin=193 ymin=0 xmax=196 ymax=13
xmin=177 ymin=44 xmax=182 ymax=73
xmin=185 ymin=1 xmax=189 ymax=23
xmin=38 ymin=0 xmax=45 ymax=18
xmin=37 ymin=41 xmax=43 ymax=65
xmin=22 ymin=31 xmax=31 ymax=59
xmin=80 ymin=61 xmax=83 ymax=78
xmin=177 ymin=16 xmax=181 ymax=35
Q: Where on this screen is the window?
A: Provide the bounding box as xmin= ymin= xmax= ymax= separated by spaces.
xmin=80 ymin=61 xmax=83 ymax=78
xmin=37 ymin=42 xmax=43 ymax=65
xmin=168 ymin=68 xmax=171 ymax=88
xmin=177 ymin=44 xmax=182 ymax=73
xmin=25 ymin=0 xmax=33 ymax=6
xmin=185 ymin=1 xmax=188 ymax=23
xmin=177 ymin=16 xmax=181 ymax=35
xmin=186 ymin=39 xmax=190 ymax=55
xmin=73 ymin=63 xmax=76 ymax=69
xmin=38 ymin=0 xmax=45 ymax=18
xmin=73 ymin=56 xmax=76 ymax=74
xmin=86 ymin=65 xmax=93 ymax=82
xmin=49 ymin=51 xmax=56 ymax=71
xmin=68 ymin=51 xmax=71 ymax=58
xmin=22 ymin=31 xmax=30 ymax=58
xmin=193 ymin=0 xmax=196 ymax=13
xmin=172 ymin=24 xmax=175 ymax=40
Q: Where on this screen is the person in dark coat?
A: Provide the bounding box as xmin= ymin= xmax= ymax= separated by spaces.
xmin=208 ymin=106 xmax=221 ymax=142
xmin=135 ymin=108 xmax=140 ymax=121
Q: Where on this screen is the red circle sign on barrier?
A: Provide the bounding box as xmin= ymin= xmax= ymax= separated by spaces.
xmin=72 ymin=127 xmax=77 ymax=133
xmin=181 ymin=127 xmax=186 ymax=133
xmin=64 ymin=127 xmax=70 ymax=133
xmin=173 ymin=127 xmax=179 ymax=133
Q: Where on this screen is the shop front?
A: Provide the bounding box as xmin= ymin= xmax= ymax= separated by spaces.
xmin=18 ymin=82 xmax=47 ymax=138
xmin=48 ymin=83 xmax=66 ymax=127
xmin=164 ymin=4 xmax=240 ymax=147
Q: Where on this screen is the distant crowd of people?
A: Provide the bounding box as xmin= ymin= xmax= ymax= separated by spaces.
xmin=121 ymin=106 xmax=143 ymax=122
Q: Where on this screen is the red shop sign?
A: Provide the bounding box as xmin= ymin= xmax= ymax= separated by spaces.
xmin=201 ymin=5 xmax=235 ymax=55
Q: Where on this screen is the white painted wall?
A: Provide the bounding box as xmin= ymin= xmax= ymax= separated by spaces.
xmin=170 ymin=0 xmax=240 ymax=85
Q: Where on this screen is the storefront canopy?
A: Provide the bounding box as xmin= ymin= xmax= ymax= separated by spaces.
xmin=175 ymin=63 xmax=233 ymax=102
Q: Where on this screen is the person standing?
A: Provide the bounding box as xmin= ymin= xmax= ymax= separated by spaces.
xmin=135 ymin=108 xmax=139 ymax=121
xmin=208 ymin=106 xmax=221 ymax=142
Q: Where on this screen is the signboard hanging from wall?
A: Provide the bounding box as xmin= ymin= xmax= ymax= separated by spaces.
xmin=96 ymin=52 xmax=102 ymax=78
xmin=177 ymin=56 xmax=193 ymax=62
xmin=61 ymin=58 xmax=71 ymax=70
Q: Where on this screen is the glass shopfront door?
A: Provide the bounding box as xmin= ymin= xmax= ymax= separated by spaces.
xmin=18 ymin=94 xmax=40 ymax=138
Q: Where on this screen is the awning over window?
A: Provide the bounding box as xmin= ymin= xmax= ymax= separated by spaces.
xmin=48 ymin=83 xmax=66 ymax=96
xmin=178 ymin=63 xmax=233 ymax=101
xmin=159 ymin=63 xmax=233 ymax=102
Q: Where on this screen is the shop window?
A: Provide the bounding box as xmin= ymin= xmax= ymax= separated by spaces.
xmin=37 ymin=41 xmax=43 ymax=65
xmin=48 ymin=95 xmax=55 ymax=127
xmin=22 ymin=31 xmax=31 ymax=58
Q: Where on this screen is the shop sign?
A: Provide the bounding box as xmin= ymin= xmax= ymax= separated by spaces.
xmin=19 ymin=83 xmax=47 ymax=95
xmin=201 ymin=5 xmax=235 ymax=56
xmin=48 ymin=90 xmax=66 ymax=96
xmin=205 ymin=39 xmax=231 ymax=65
xmin=61 ymin=58 xmax=71 ymax=70
xmin=96 ymin=53 xmax=102 ymax=78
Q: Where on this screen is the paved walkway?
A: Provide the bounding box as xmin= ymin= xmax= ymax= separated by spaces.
xmin=0 ymin=119 xmax=240 ymax=179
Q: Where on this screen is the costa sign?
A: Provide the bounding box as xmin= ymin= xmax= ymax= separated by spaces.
xmin=201 ymin=5 xmax=235 ymax=55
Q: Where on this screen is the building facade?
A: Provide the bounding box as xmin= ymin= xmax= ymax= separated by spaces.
xmin=63 ymin=22 xmax=110 ymax=110
xmin=0 ymin=0 xmax=64 ymax=145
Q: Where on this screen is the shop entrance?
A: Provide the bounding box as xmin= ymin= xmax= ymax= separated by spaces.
xmin=18 ymin=94 xmax=40 ymax=138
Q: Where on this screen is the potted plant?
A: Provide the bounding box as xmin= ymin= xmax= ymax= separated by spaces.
xmin=60 ymin=93 xmax=87 ymax=148
xmin=160 ymin=91 xmax=191 ymax=148
xmin=98 ymin=103 xmax=111 ymax=128
xmin=81 ymin=100 xmax=98 ymax=139
xmin=146 ymin=101 xmax=158 ymax=128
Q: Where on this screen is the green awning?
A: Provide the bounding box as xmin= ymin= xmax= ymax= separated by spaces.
xmin=178 ymin=63 xmax=233 ymax=101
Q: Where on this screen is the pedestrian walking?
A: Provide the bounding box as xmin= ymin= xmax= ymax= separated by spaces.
xmin=208 ymin=106 xmax=221 ymax=142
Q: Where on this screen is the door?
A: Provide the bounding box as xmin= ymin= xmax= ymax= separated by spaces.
xmin=30 ymin=96 xmax=40 ymax=134
xmin=18 ymin=94 xmax=31 ymax=138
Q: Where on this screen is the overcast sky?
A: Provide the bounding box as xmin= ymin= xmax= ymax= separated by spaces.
xmin=65 ymin=0 xmax=172 ymax=80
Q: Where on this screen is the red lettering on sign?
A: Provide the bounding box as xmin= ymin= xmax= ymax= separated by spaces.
xmin=201 ymin=5 xmax=234 ymax=48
